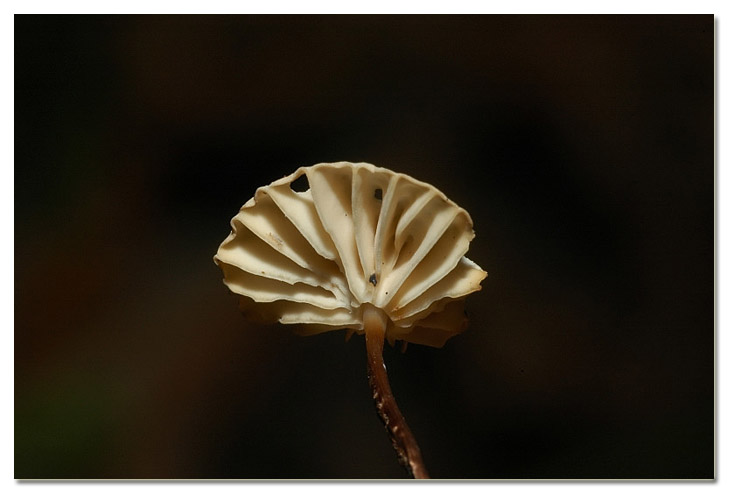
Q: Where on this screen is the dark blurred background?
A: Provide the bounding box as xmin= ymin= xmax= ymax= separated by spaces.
xmin=14 ymin=15 xmax=714 ymax=479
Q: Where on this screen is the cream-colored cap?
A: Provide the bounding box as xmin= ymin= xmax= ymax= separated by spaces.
xmin=214 ymin=162 xmax=487 ymax=347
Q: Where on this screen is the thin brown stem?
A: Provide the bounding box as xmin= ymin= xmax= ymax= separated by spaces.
xmin=363 ymin=305 xmax=430 ymax=479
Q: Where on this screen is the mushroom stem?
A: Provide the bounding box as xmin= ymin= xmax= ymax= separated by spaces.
xmin=363 ymin=305 xmax=430 ymax=479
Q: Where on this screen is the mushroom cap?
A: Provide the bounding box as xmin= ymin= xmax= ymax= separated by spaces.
xmin=214 ymin=162 xmax=487 ymax=347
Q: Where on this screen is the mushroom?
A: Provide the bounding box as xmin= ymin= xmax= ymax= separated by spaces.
xmin=214 ymin=161 xmax=487 ymax=478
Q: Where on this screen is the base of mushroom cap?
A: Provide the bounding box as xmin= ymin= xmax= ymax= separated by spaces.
xmin=231 ymin=293 xmax=468 ymax=352
xmin=362 ymin=304 xmax=389 ymax=335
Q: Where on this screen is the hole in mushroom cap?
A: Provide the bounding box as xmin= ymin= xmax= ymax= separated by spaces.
xmin=374 ymin=188 xmax=383 ymax=200
xmin=290 ymin=174 xmax=310 ymax=193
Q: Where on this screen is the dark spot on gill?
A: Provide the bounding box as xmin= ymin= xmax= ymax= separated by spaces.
xmin=374 ymin=188 xmax=383 ymax=200
xmin=369 ymin=273 xmax=378 ymax=286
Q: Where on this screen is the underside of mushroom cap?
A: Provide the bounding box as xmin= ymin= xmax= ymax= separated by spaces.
xmin=214 ymin=161 xmax=487 ymax=347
